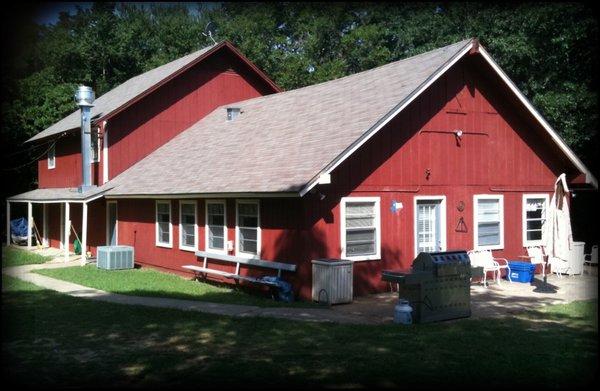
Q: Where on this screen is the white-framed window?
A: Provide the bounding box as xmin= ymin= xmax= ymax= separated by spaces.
xmin=340 ymin=197 xmax=381 ymax=261
xmin=179 ymin=200 xmax=197 ymax=251
xmin=48 ymin=143 xmax=56 ymax=169
xmin=522 ymin=194 xmax=549 ymax=247
xmin=155 ymin=200 xmax=172 ymax=248
xmin=473 ymin=195 xmax=504 ymax=250
xmin=206 ymin=200 xmax=227 ymax=254
xmin=236 ymin=200 xmax=260 ymax=258
xmin=91 ymin=126 xmax=100 ymax=163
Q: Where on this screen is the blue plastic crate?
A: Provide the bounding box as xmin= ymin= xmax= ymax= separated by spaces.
xmin=506 ymin=261 xmax=536 ymax=283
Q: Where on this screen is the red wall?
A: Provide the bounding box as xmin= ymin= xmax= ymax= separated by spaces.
xmin=45 ymin=200 xmax=105 ymax=256
xmin=37 ymin=48 xmax=277 ymax=188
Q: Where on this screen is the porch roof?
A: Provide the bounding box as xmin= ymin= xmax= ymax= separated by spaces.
xmin=7 ymin=185 xmax=112 ymax=203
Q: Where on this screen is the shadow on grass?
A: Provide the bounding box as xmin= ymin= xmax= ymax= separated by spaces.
xmin=2 ymin=277 xmax=597 ymax=389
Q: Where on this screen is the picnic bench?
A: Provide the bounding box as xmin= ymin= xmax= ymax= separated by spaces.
xmin=183 ymin=250 xmax=297 ymax=288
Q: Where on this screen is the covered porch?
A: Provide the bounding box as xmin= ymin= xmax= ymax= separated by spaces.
xmin=6 ymin=187 xmax=111 ymax=265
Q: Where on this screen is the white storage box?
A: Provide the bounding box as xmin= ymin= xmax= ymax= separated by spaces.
xmin=311 ymin=259 xmax=353 ymax=304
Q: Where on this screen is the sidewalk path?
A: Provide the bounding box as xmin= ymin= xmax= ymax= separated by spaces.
xmin=3 ymin=260 xmax=597 ymax=325
xmin=2 ymin=262 xmax=370 ymax=324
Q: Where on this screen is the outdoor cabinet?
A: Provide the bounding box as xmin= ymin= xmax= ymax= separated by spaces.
xmin=311 ymin=259 xmax=353 ymax=304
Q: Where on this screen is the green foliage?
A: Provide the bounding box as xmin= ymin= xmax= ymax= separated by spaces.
xmin=1 ymin=2 xmax=597 ymax=200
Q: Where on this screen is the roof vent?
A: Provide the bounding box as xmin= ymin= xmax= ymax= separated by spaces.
xmin=227 ymin=107 xmax=241 ymax=121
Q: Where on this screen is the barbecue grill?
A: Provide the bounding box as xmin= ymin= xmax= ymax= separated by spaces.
xmin=382 ymin=250 xmax=481 ymax=323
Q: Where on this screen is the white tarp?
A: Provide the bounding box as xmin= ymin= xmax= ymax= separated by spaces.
xmin=543 ymin=173 xmax=572 ymax=262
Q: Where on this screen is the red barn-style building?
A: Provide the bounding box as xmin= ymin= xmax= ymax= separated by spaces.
xmin=7 ymin=38 xmax=597 ymax=300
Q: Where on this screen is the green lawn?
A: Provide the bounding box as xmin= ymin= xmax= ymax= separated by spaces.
xmin=34 ymin=264 xmax=316 ymax=308
xmin=1 ymin=275 xmax=597 ymax=388
xmin=2 ymin=246 xmax=52 ymax=267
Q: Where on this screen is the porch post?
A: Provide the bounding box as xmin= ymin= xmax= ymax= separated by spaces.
xmin=64 ymin=202 xmax=70 ymax=262
xmin=27 ymin=202 xmax=32 ymax=249
xmin=42 ymin=204 xmax=48 ymax=247
xmin=81 ymin=202 xmax=88 ymax=266
xmin=5 ymin=201 xmax=10 ymax=246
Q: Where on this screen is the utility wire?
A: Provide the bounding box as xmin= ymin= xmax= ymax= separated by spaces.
xmin=2 ymin=136 xmax=62 ymax=171
xmin=2 ymin=137 xmax=56 ymax=158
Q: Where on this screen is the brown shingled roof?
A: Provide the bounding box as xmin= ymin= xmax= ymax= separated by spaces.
xmin=105 ymin=38 xmax=474 ymax=196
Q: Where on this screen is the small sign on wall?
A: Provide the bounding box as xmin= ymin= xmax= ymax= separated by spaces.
xmin=390 ymin=200 xmax=403 ymax=213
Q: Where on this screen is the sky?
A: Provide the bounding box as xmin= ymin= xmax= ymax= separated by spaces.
xmin=33 ymin=2 xmax=205 ymax=25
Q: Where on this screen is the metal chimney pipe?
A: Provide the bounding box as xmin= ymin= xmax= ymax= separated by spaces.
xmin=75 ymin=86 xmax=95 ymax=193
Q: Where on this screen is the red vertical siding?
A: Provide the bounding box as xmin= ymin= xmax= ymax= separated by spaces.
xmin=40 ymin=54 xmax=584 ymax=301
xmin=37 ymin=48 xmax=277 ymax=188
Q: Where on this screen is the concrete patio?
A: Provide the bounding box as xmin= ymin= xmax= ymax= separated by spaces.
xmin=331 ymin=268 xmax=598 ymax=324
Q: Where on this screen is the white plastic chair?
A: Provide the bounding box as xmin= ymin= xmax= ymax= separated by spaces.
xmin=468 ymin=250 xmax=512 ymax=287
xmin=523 ymin=246 xmax=547 ymax=278
xmin=584 ymin=245 xmax=598 ymax=266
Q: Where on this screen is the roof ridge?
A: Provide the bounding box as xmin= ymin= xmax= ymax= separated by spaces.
xmin=226 ymin=38 xmax=473 ymax=108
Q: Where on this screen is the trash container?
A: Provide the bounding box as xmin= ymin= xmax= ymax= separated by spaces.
xmin=311 ymin=259 xmax=353 ymax=304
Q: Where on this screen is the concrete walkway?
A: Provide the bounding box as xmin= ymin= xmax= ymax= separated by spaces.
xmin=2 ymin=262 xmax=370 ymax=324
xmin=3 ymin=258 xmax=597 ymax=325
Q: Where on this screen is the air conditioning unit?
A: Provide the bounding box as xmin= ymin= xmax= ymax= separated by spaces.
xmin=97 ymin=245 xmax=134 ymax=270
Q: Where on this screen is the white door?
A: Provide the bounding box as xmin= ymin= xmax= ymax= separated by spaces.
xmin=107 ymin=202 xmax=118 ymax=246
xmin=416 ymin=199 xmax=445 ymax=255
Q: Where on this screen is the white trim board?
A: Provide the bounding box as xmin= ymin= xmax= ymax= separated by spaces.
xmin=413 ymin=196 xmax=447 ymax=258
xmin=155 ymin=200 xmax=173 ymax=248
xmin=299 ymin=40 xmax=475 ymax=197
xmin=299 ymin=39 xmax=596 ymax=197
xmin=106 ymin=200 xmax=118 ymax=246
xmin=340 ymin=196 xmax=382 ymax=262
xmin=179 ymin=199 xmax=198 ymax=252
xmin=473 ymin=194 xmax=505 ymax=251
xmin=477 ymin=46 xmax=597 ymax=189
xmin=235 ymin=199 xmax=261 ymax=259
xmin=522 ymin=193 xmax=549 ymax=248
xmin=205 ymin=199 xmax=228 ymax=255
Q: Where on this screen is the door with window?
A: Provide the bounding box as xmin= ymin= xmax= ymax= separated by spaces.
xmin=107 ymin=201 xmax=117 ymax=246
xmin=415 ymin=198 xmax=446 ymax=255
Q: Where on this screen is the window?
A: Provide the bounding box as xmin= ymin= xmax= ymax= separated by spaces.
xmin=155 ymin=200 xmax=172 ymax=247
xmin=474 ymin=195 xmax=504 ymax=250
xmin=91 ymin=127 xmax=100 ymax=163
xmin=340 ymin=197 xmax=381 ymax=261
xmin=179 ymin=200 xmax=197 ymax=251
xmin=523 ymin=194 xmax=549 ymax=246
xmin=48 ymin=143 xmax=56 ymax=169
xmin=206 ymin=200 xmax=227 ymax=253
xmin=227 ymin=107 xmax=240 ymax=121
xmin=236 ymin=200 xmax=260 ymax=257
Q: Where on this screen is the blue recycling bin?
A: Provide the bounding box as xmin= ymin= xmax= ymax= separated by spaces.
xmin=506 ymin=261 xmax=536 ymax=283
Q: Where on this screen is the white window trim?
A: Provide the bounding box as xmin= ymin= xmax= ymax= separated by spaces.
xmin=235 ymin=199 xmax=261 ymax=259
xmin=48 ymin=144 xmax=56 ymax=169
xmin=102 ymin=123 xmax=109 ymax=184
xmin=155 ymin=200 xmax=173 ymax=248
xmin=340 ymin=196 xmax=381 ymax=262
xmin=473 ymin=194 xmax=504 ymax=250
xmin=105 ymin=201 xmax=118 ymax=245
xmin=179 ymin=200 xmax=198 ymax=252
xmin=91 ymin=126 xmax=101 ymax=163
xmin=205 ymin=199 xmax=227 ymax=254
xmin=413 ymin=196 xmax=447 ymax=258
xmin=522 ymin=194 xmax=549 ymax=247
